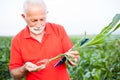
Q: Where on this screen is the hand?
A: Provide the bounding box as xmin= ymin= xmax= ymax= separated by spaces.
xmin=65 ymin=50 xmax=80 ymax=66
xmin=24 ymin=59 xmax=49 ymax=72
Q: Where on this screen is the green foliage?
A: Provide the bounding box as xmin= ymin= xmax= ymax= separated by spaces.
xmin=72 ymin=14 xmax=120 ymax=50
xmin=0 ymin=35 xmax=120 ymax=80
xmin=50 ymin=14 xmax=120 ymax=69
xmin=67 ymin=14 xmax=120 ymax=80
xmin=0 ymin=37 xmax=12 ymax=80
xmin=68 ymin=35 xmax=120 ymax=80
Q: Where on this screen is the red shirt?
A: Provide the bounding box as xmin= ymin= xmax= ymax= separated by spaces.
xmin=9 ymin=22 xmax=73 ymax=80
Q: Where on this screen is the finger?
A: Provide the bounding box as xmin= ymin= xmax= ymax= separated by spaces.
xmin=36 ymin=59 xmax=49 ymax=66
xmin=65 ymin=52 xmax=74 ymax=57
xmin=66 ymin=52 xmax=79 ymax=58
xmin=25 ymin=62 xmax=36 ymax=68
xmin=27 ymin=65 xmax=45 ymax=72
xmin=70 ymin=51 xmax=79 ymax=55
xmin=74 ymin=57 xmax=80 ymax=63
xmin=37 ymin=65 xmax=46 ymax=71
xmin=70 ymin=51 xmax=80 ymax=58
xmin=27 ymin=66 xmax=37 ymax=72
xmin=68 ymin=59 xmax=76 ymax=66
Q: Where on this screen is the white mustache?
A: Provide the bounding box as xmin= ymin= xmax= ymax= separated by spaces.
xmin=28 ymin=25 xmax=45 ymax=34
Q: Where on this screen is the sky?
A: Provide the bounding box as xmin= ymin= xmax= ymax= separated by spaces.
xmin=0 ymin=0 xmax=120 ymax=36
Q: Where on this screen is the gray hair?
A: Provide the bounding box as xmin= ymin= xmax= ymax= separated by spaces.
xmin=23 ymin=0 xmax=47 ymax=13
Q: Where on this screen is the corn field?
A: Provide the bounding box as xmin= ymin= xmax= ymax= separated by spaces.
xmin=0 ymin=35 xmax=120 ymax=80
xmin=69 ymin=35 xmax=120 ymax=80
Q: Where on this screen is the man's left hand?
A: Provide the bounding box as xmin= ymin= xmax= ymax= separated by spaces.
xmin=65 ymin=50 xmax=80 ymax=66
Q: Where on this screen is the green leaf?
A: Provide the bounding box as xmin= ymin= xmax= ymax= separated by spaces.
xmin=112 ymin=23 xmax=120 ymax=32
xmin=100 ymin=14 xmax=120 ymax=34
xmin=78 ymin=14 xmax=120 ymax=49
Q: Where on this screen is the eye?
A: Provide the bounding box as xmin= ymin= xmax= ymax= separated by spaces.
xmin=40 ymin=19 xmax=44 ymax=21
xmin=40 ymin=17 xmax=46 ymax=21
xmin=31 ymin=19 xmax=38 ymax=22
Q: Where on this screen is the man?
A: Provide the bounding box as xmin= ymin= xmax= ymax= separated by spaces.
xmin=9 ymin=0 xmax=79 ymax=80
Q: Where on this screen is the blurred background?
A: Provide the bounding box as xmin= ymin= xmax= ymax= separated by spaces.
xmin=0 ymin=0 xmax=120 ymax=36
xmin=0 ymin=0 xmax=120 ymax=79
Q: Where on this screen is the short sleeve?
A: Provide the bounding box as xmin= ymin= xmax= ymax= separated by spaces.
xmin=9 ymin=37 xmax=24 ymax=71
xmin=57 ymin=25 xmax=73 ymax=52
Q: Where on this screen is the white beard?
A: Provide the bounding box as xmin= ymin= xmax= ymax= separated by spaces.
xmin=28 ymin=25 xmax=45 ymax=35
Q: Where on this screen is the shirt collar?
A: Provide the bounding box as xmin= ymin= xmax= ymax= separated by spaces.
xmin=23 ymin=26 xmax=31 ymax=38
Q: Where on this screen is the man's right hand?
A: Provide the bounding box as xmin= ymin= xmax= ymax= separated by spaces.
xmin=24 ymin=59 xmax=49 ymax=72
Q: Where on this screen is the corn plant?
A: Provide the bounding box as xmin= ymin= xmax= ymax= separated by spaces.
xmin=0 ymin=37 xmax=12 ymax=80
xmin=49 ymin=14 xmax=120 ymax=80
xmin=49 ymin=14 xmax=120 ymax=64
xmin=68 ymin=35 xmax=120 ymax=80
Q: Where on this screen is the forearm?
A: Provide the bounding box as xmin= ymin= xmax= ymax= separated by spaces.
xmin=10 ymin=64 xmax=27 ymax=80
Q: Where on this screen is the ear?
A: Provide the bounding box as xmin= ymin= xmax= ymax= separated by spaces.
xmin=21 ymin=14 xmax=26 ymax=19
xmin=21 ymin=13 xmax=27 ymax=22
xmin=46 ymin=11 xmax=49 ymax=14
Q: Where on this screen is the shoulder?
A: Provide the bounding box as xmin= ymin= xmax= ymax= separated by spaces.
xmin=46 ymin=22 xmax=66 ymax=34
xmin=45 ymin=22 xmax=69 ymax=40
xmin=11 ymin=27 xmax=27 ymax=44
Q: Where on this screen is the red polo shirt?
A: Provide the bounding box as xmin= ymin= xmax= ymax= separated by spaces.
xmin=9 ymin=22 xmax=73 ymax=80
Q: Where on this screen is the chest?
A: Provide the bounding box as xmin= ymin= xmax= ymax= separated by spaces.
xmin=20 ymin=34 xmax=63 ymax=63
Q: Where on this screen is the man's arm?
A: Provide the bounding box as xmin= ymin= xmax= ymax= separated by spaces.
xmin=10 ymin=64 xmax=27 ymax=80
xmin=10 ymin=59 xmax=49 ymax=80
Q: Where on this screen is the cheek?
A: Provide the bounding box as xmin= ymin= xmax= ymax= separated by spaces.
xmin=29 ymin=23 xmax=36 ymax=27
xmin=42 ymin=22 xmax=46 ymax=26
xmin=41 ymin=21 xmax=46 ymax=26
xmin=26 ymin=20 xmax=36 ymax=27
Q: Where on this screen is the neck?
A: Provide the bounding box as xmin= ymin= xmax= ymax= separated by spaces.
xmin=30 ymin=31 xmax=45 ymax=42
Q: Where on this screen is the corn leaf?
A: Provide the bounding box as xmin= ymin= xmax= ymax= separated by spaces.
xmin=112 ymin=23 xmax=120 ymax=32
xmin=73 ymin=14 xmax=120 ymax=50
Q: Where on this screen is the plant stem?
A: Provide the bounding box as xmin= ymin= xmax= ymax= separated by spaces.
xmin=49 ymin=54 xmax=64 ymax=62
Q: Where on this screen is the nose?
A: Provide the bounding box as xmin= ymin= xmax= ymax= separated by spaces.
xmin=36 ymin=20 xmax=45 ymax=27
xmin=36 ymin=21 xmax=42 ymax=27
